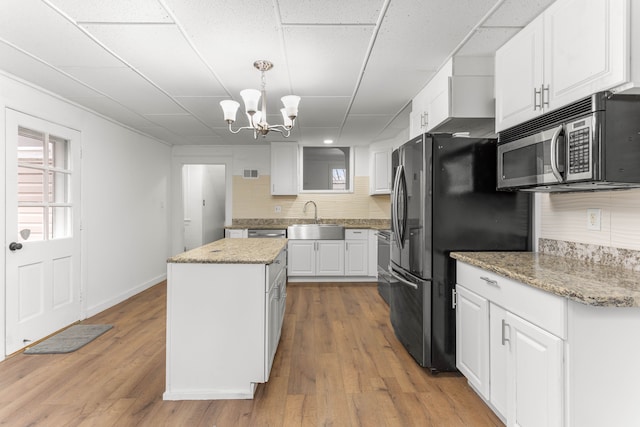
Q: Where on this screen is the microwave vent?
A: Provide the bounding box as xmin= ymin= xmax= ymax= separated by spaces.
xmin=499 ymin=95 xmax=595 ymax=144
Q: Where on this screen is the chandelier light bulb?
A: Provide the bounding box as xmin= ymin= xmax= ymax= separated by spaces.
xmin=281 ymin=95 xmax=301 ymax=119
xmin=240 ymin=89 xmax=261 ymax=115
xmin=219 ymin=100 xmax=240 ymax=123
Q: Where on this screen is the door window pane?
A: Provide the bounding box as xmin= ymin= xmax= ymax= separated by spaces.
xmin=17 ymin=167 xmax=45 ymax=203
xmin=16 ymin=127 xmax=72 ymax=241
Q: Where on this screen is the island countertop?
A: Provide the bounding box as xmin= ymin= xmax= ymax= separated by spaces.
xmin=451 ymin=251 xmax=640 ymax=307
xmin=168 ymin=238 xmax=287 ymax=264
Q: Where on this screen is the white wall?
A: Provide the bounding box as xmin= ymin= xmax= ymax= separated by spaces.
xmin=0 ymin=72 xmax=172 ymax=358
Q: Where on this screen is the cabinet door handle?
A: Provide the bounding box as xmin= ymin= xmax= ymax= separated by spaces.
xmin=533 ymin=87 xmax=542 ymax=110
xmin=346 ymin=242 xmax=349 ymax=251
xmin=542 ymin=84 xmax=550 ymax=108
xmin=501 ymin=319 xmax=510 ymax=346
xmin=480 ymin=276 xmax=500 ymax=288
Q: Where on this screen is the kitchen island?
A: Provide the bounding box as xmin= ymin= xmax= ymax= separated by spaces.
xmin=164 ymin=238 xmax=287 ymax=400
xmin=451 ymin=251 xmax=640 ymax=427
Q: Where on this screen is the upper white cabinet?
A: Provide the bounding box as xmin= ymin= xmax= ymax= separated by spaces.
xmin=410 ymin=56 xmax=494 ymax=139
xmin=369 ymin=148 xmax=392 ymax=195
xmin=270 ymin=142 xmax=298 ymax=195
xmin=495 ymin=0 xmax=628 ymax=131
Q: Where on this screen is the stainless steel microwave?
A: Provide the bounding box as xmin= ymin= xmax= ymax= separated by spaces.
xmin=497 ymin=92 xmax=640 ymax=192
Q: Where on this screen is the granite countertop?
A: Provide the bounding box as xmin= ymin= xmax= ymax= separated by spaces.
xmin=168 ymin=238 xmax=287 ymax=264
xmin=226 ymin=218 xmax=390 ymax=230
xmin=451 ymin=251 xmax=640 ymax=307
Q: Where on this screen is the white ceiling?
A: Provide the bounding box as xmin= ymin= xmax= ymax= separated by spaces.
xmin=0 ymin=0 xmax=555 ymax=146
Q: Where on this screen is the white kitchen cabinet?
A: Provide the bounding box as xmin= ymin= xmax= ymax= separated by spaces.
xmin=410 ymin=56 xmax=494 ymax=138
xmin=165 ymin=246 xmax=286 ymax=400
xmin=409 ymin=85 xmax=430 ymax=139
xmin=266 ymin=263 xmax=286 ymax=375
xmin=369 ymin=148 xmax=392 ymax=195
xmin=489 ymin=303 xmax=508 ymax=418
xmin=506 ymin=310 xmax=563 ymax=427
xmin=225 ymin=229 xmax=248 ymax=238
xmin=455 ymin=285 xmax=490 ymax=399
xmin=270 ymin=142 xmax=298 ymax=195
xmin=287 ymin=240 xmax=315 ymax=275
xmin=456 ymin=259 xmax=640 ymax=427
xmin=456 ymin=262 xmax=566 ymax=426
xmin=495 ymin=0 xmax=627 ymax=131
xmin=345 ymin=229 xmax=368 ymax=276
xmin=288 ymin=240 xmax=344 ymax=276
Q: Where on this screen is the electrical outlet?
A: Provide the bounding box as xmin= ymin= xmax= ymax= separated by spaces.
xmin=274 ymin=205 xmax=282 ymax=213
xmin=587 ymin=208 xmax=601 ymax=231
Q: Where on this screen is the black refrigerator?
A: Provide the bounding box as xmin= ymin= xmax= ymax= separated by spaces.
xmin=389 ymin=133 xmax=531 ymax=372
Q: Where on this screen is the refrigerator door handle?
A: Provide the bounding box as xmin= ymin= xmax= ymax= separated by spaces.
xmin=391 ymin=164 xmax=403 ymax=247
xmin=388 ymin=268 xmax=418 ymax=290
xmin=397 ymin=166 xmax=408 ymax=247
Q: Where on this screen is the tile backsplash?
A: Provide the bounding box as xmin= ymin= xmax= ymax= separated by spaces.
xmin=539 ymin=189 xmax=640 ymax=251
xmin=232 ymin=175 xmax=390 ymax=219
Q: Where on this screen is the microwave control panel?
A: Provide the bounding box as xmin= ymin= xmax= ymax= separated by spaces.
xmin=566 ymin=117 xmax=592 ymax=178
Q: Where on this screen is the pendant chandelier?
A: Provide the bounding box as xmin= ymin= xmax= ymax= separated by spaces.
xmin=219 ymin=60 xmax=300 ymax=139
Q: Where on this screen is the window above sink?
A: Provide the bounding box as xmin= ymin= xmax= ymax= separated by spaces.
xmin=300 ymin=146 xmax=353 ymax=193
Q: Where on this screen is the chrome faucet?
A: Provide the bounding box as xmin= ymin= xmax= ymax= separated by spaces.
xmin=303 ymin=200 xmax=318 ymax=223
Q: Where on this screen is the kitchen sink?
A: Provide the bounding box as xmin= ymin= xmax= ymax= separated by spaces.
xmin=287 ymin=224 xmax=345 ymax=240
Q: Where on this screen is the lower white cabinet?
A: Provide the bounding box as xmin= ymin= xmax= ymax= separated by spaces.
xmin=345 ymin=229 xmax=369 ymax=276
xmin=225 ymin=229 xmax=247 ymax=238
xmin=456 ymin=260 xmax=640 ymax=427
xmin=164 ymin=247 xmax=286 ymax=400
xmin=455 ymin=285 xmax=490 ymax=397
xmin=506 ymin=310 xmax=563 ymax=427
xmin=288 ymin=240 xmax=344 ymax=276
xmin=288 ymin=229 xmax=375 ymax=279
xmin=456 ymin=261 xmax=565 ymax=426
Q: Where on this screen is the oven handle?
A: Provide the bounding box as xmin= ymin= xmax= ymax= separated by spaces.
xmin=388 ymin=268 xmax=418 ymax=290
xmin=549 ymin=124 xmax=564 ymax=183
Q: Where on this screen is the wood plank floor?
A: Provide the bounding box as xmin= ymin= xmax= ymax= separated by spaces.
xmin=0 ymin=281 xmax=503 ymax=427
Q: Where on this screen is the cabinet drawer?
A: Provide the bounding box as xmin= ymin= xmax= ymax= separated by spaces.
xmin=457 ymin=262 xmax=566 ymax=339
xmin=345 ymin=229 xmax=368 ymax=240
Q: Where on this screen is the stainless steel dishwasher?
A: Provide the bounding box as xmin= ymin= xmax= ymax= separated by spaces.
xmin=248 ymin=229 xmax=287 ymax=238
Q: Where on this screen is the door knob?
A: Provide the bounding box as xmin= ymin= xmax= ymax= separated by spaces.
xmin=9 ymin=242 xmax=23 ymax=251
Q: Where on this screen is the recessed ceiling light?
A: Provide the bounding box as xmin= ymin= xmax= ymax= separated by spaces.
xmin=323 ymin=139 xmax=334 ymax=144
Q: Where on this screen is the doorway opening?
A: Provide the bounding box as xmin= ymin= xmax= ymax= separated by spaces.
xmin=182 ymin=164 xmax=226 ymax=251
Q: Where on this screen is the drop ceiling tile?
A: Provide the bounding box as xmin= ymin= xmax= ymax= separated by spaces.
xmin=295 ymin=97 xmax=350 ymax=128
xmin=297 ymin=127 xmax=341 ymax=145
xmin=283 ymin=26 xmax=373 ymax=96
xmin=81 ymin=24 xmax=227 ymax=97
xmin=483 ymin=0 xmax=556 ymax=27
xmin=47 ymin=0 xmax=173 ymax=23
xmin=67 ymin=96 xmax=156 ymax=128
xmin=174 ymin=96 xmax=229 ymax=127
xmin=278 ymin=0 xmax=381 ymax=24
xmin=142 ymin=114 xmax=216 ymax=136
xmin=340 ymin=114 xmax=395 ymax=144
xmin=61 ymin=66 xmax=186 ymax=115
xmin=0 ymin=42 xmax=103 ymax=99
xmin=457 ymin=27 xmax=521 ymax=56
xmin=162 ymin=0 xmax=287 ymax=91
xmin=0 ymin=0 xmax=124 ymax=67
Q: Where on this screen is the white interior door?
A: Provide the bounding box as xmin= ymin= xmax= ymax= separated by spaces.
xmin=5 ymin=109 xmax=81 ymax=354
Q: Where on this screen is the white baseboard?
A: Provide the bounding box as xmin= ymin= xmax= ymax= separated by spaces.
xmin=83 ymin=273 xmax=166 ymax=319
xmin=287 ymin=276 xmax=377 ymax=283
